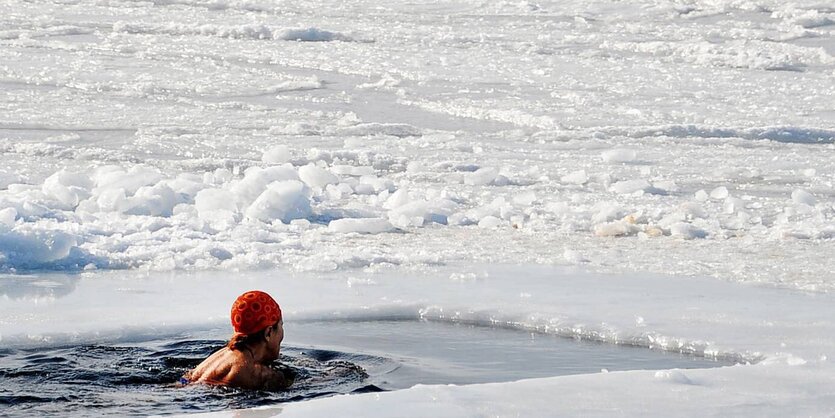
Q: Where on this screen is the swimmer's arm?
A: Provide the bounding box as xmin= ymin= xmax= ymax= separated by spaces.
xmin=254 ymin=364 xmax=292 ymax=391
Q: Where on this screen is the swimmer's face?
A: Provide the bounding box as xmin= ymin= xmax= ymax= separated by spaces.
xmin=266 ymin=320 xmax=284 ymax=361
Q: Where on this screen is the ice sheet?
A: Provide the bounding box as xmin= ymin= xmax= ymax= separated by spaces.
xmin=3 ymin=265 xmax=835 ymax=415
xmin=1 ymin=0 xmax=834 ymax=415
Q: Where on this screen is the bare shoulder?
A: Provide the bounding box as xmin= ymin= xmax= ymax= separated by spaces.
xmin=194 ymin=357 xmax=286 ymax=391
xmin=183 ymin=348 xmax=289 ymax=391
xmin=186 ymin=348 xmax=238 ymax=384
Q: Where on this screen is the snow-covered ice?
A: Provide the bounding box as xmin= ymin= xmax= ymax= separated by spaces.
xmin=4 ymin=265 xmax=835 ymax=416
xmin=1 ymin=0 xmax=834 ymax=415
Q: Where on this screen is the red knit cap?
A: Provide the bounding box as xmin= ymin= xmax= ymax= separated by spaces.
xmin=230 ymin=291 xmax=282 ymax=335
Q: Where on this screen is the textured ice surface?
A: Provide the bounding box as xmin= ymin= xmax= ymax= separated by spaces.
xmin=0 ymin=0 xmax=834 ymax=415
xmin=2 ymin=0 xmax=833 ymax=289
xmin=1 ymin=0 xmax=833 ymax=289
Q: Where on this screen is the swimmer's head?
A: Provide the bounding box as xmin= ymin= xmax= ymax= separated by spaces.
xmin=230 ymin=290 xmax=282 ymax=335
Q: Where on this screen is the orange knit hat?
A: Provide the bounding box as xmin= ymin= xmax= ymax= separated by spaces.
xmin=230 ymin=290 xmax=282 ymax=335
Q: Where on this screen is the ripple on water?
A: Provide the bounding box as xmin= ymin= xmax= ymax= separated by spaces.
xmin=0 ymin=320 xmax=736 ymax=416
xmin=0 ymin=340 xmax=381 ymax=416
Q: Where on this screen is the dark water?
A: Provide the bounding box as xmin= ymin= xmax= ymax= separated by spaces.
xmin=0 ymin=340 xmax=380 ymax=417
xmin=0 ymin=320 xmax=736 ymax=416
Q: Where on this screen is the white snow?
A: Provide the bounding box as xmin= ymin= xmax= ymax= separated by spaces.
xmin=1 ymin=0 xmax=834 ymax=414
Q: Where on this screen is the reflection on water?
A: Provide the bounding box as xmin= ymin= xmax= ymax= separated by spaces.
xmin=0 ymin=320 xmax=739 ymax=416
xmin=290 ymin=320 xmax=737 ymax=389
xmin=0 ymin=339 xmax=380 ymax=417
xmin=0 ymin=274 xmax=79 ymax=301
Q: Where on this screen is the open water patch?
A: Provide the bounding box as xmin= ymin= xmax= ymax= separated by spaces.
xmin=0 ymin=339 xmax=379 ymax=417
xmin=290 ymin=319 xmax=736 ymax=388
xmin=0 ymin=319 xmax=734 ymax=416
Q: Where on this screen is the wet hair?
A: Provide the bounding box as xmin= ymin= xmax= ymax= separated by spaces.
xmin=227 ymin=321 xmax=279 ymax=351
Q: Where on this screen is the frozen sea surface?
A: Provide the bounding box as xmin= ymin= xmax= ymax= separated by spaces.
xmin=1 ymin=0 xmax=834 ymax=415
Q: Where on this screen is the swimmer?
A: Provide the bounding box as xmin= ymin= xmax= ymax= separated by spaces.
xmin=180 ymin=290 xmax=293 ymax=391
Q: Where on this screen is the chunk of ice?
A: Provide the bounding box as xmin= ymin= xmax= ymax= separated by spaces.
xmin=652 ymin=180 xmax=679 ymax=193
xmin=231 ymin=166 xmax=300 ymax=207
xmin=560 ymin=170 xmax=588 ymax=185
xmin=724 ymin=198 xmax=746 ymax=214
xmin=0 ymin=230 xmax=77 ymax=265
xmin=195 ymin=188 xmax=238 ymax=217
xmin=383 ymin=189 xmax=411 ymax=210
xmin=710 ymin=187 xmax=729 ymax=200
xmin=478 ymin=215 xmax=504 ymax=228
xmin=593 ymin=220 xmax=639 ymax=237
xmin=262 ymin=145 xmax=292 ymax=164
xmin=244 ymin=180 xmax=312 ymax=223
xmin=0 ymin=207 xmax=16 ymax=231
xmin=42 ymin=170 xmax=93 ymax=210
xmin=512 ymin=191 xmax=537 ymax=206
xmin=679 ymin=202 xmax=707 ymax=219
xmin=601 ymin=148 xmax=637 ymax=164
xmin=299 ymin=164 xmax=339 ymax=189
xmin=94 ymin=188 xmax=129 ymax=213
xmin=125 ymin=184 xmax=179 ymax=216
xmin=93 ymin=166 xmax=162 ymax=197
xmin=670 ymin=222 xmax=707 ymax=239
xmin=609 ymin=179 xmax=651 ymax=194
xmin=328 ymin=218 xmax=394 ymax=234
xmin=792 ymin=189 xmax=816 ymax=206
xmin=591 ymin=203 xmax=624 ymax=224
xmin=465 ymin=168 xmax=499 ymax=186
xmin=390 ymin=198 xmax=456 ymax=225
